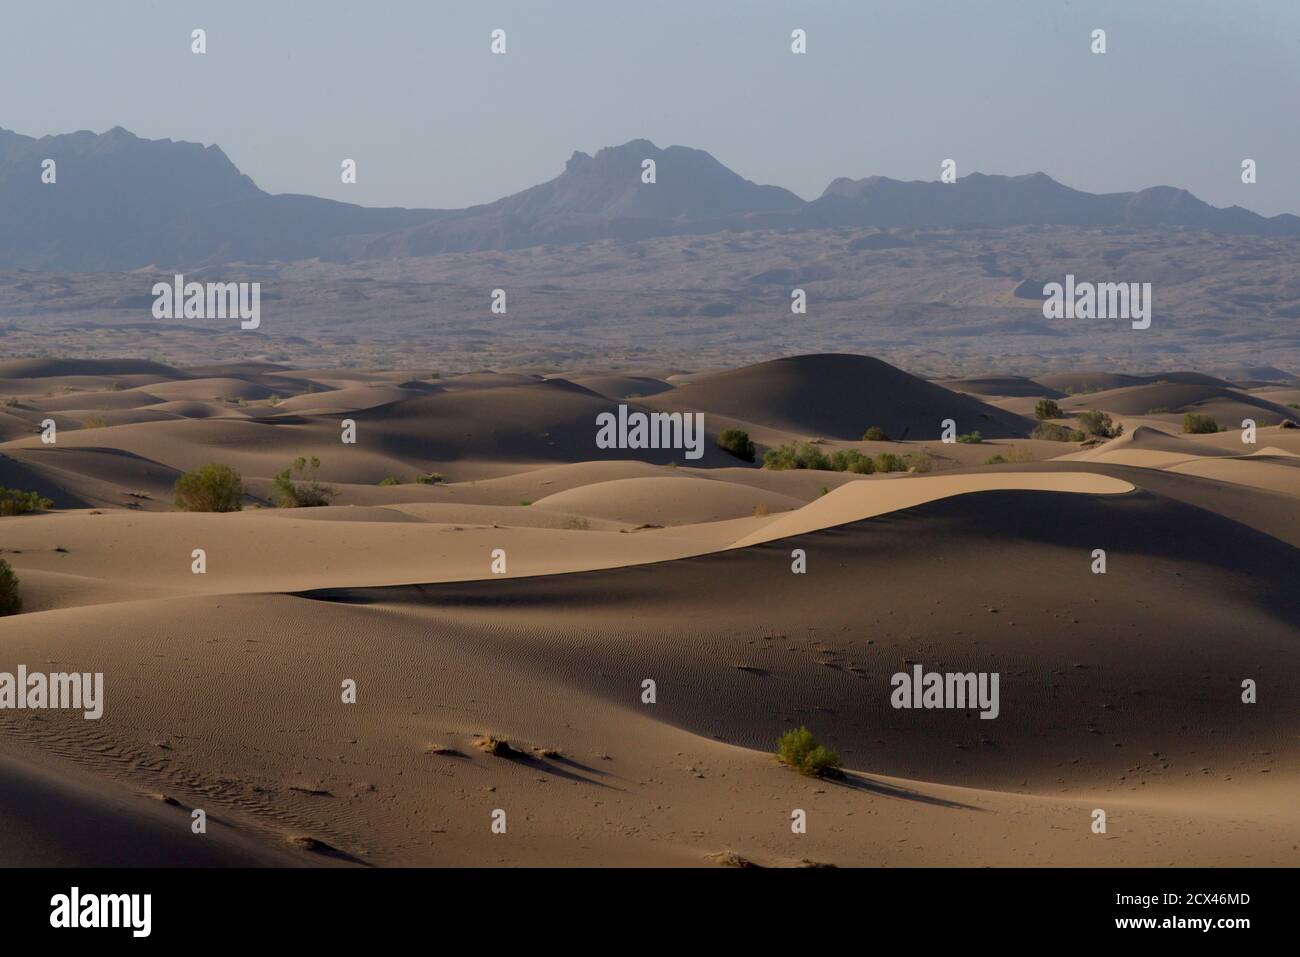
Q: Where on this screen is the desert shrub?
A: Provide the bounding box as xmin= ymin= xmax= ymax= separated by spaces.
xmin=0 ymin=559 xmax=20 ymax=616
xmin=906 ymin=452 xmax=934 ymax=473
xmin=752 ymin=502 xmax=770 ymax=516
xmin=272 ymin=456 xmax=334 ymax=508
xmin=561 ymin=515 xmax=590 ymax=530
xmin=763 ymin=442 xmax=829 ymax=471
xmin=956 ymin=431 xmax=984 ymax=444
xmin=764 ymin=443 xmax=917 ymax=475
xmin=379 ymin=475 xmax=402 ymax=486
xmin=1077 ymin=410 xmax=1122 ymax=438
xmin=983 ymin=445 xmax=1031 ymax=464
xmin=1031 ymin=422 xmax=1085 ymax=442
xmin=81 ymin=414 xmax=109 ymax=429
xmin=1034 ymin=399 xmax=1062 ymax=420
xmin=0 ymin=486 xmax=54 ymax=516
xmin=173 ymin=463 xmax=244 ymax=512
xmin=828 ymin=449 xmax=875 ymax=474
xmin=1183 ymin=413 xmax=1220 ymax=434
xmin=2 ymin=397 xmax=20 ymax=407
xmin=415 ymin=473 xmax=444 ymax=485
xmin=861 ymin=425 xmax=889 ymax=441
xmin=1146 ymin=407 xmax=1170 ymax=415
xmin=109 ymin=381 xmax=126 ymax=392
xmin=717 ymin=428 xmax=755 ymax=462
xmin=776 ymin=726 xmax=842 ymax=778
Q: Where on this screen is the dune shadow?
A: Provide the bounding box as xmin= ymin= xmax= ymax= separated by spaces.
xmin=833 ymin=771 xmax=981 ymax=810
xmin=493 ymin=751 xmax=622 ymax=791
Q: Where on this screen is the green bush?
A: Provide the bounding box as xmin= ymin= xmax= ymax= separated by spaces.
xmin=415 ymin=473 xmax=444 ymax=485
xmin=1145 ymin=407 xmax=1170 ymax=415
xmin=763 ymin=442 xmax=830 ymax=471
xmin=827 ymin=449 xmax=875 ymax=474
xmin=272 ymin=457 xmax=334 ymax=508
xmin=1077 ymin=410 xmax=1122 ymax=438
xmin=763 ymin=443 xmax=917 ymax=474
xmin=984 ymin=454 xmax=1008 ymax=465
xmin=1183 ymin=413 xmax=1220 ymax=434
xmin=0 ymin=559 xmax=19 ymax=616
xmin=0 ymin=486 xmax=54 ymax=516
xmin=174 ymin=463 xmax=244 ymax=512
xmin=776 ymin=726 xmax=842 ymax=778
xmin=861 ymin=425 xmax=889 ymax=441
xmin=873 ymin=452 xmax=909 ymax=473
xmin=717 ymin=428 xmax=755 ymax=463
xmin=1031 ymin=422 xmax=1086 ymax=442
xmin=1034 ymin=399 xmax=1062 ymax=420
xmin=956 ymin=431 xmax=984 ymax=444
xmin=379 ymin=475 xmax=402 ymax=486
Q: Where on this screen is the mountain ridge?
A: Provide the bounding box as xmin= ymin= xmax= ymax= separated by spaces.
xmin=3 ymin=126 xmax=1298 ymax=271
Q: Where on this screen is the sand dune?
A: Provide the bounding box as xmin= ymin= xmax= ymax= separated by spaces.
xmin=938 ymin=375 xmax=1063 ymax=398
xmin=558 ymin=374 xmax=675 ymax=399
xmin=0 ymin=354 xmax=1295 ymax=867
xmin=534 ymin=475 xmax=804 ymax=525
xmin=731 ymin=471 xmax=1133 ymax=546
xmin=1066 ymin=425 xmax=1236 ymax=468
xmin=645 ymin=354 xmax=1032 ymax=440
xmin=1061 ymin=381 xmax=1294 ymax=422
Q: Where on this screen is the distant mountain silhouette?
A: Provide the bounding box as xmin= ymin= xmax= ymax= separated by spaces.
xmin=0 ymin=127 xmax=434 ymax=270
xmin=804 ymin=172 xmax=1300 ymax=234
xmin=363 ymin=139 xmax=804 ymax=257
xmin=2 ymin=127 xmax=1297 ymax=271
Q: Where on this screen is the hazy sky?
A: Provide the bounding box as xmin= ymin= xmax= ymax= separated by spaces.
xmin=6 ymin=0 xmax=1299 ymax=215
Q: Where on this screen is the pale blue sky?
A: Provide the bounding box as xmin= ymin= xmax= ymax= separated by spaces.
xmin=5 ymin=0 xmax=1298 ymax=214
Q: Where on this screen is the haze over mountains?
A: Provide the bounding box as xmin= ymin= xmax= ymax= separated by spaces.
xmin=4 ymin=127 xmax=1299 ymax=271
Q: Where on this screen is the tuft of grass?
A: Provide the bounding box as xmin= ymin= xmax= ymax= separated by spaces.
xmin=956 ymin=431 xmax=983 ymax=444
xmin=861 ymin=425 xmax=889 ymax=442
xmin=415 ymin=472 xmax=444 ymax=485
xmin=379 ymin=475 xmax=402 ymax=486
xmin=474 ymin=736 xmax=519 ymax=758
xmin=776 ymin=726 xmax=842 ymax=778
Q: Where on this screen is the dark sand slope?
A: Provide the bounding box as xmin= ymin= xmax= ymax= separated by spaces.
xmin=645 ymin=354 xmax=1032 ymax=440
xmin=0 ymin=753 xmax=307 ymax=866
xmin=305 ymin=485 xmax=1299 ymax=791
